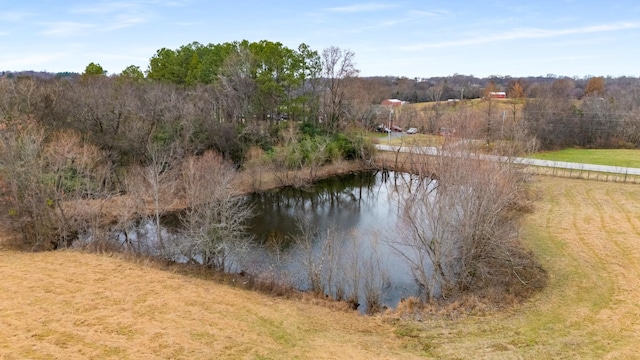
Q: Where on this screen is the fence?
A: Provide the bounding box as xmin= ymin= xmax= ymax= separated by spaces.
xmin=374 ymin=144 xmax=640 ymax=184
xmin=523 ymin=164 xmax=640 ymax=184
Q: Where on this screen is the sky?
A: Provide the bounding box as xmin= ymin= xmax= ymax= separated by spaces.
xmin=1 ymin=0 xmax=640 ymax=78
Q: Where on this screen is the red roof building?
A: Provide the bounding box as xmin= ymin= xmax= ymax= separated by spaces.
xmin=381 ymin=99 xmax=408 ymax=107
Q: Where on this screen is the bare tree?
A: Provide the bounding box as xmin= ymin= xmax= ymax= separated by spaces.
xmin=523 ymin=81 xmax=578 ymax=149
xmin=215 ymin=46 xmax=256 ymax=123
xmin=0 ymin=123 xmax=112 ymax=250
xmin=425 ymin=82 xmax=446 ymax=134
xmin=426 ymin=82 xmax=445 ymax=103
xmin=359 ymin=232 xmax=389 ymax=314
xmin=135 ymin=143 xmax=181 ymax=250
xmin=344 ymin=77 xmax=385 ymax=129
xmin=391 ymin=148 xmax=529 ymax=301
xmin=294 ymin=214 xmax=324 ymax=294
xmin=171 ymin=151 xmax=253 ymax=270
xmin=321 ymin=46 xmax=359 ymax=131
xmin=0 ymin=121 xmax=54 ymax=249
xmin=42 ymin=129 xmax=112 ymax=248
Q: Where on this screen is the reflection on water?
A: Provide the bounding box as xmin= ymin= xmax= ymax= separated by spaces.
xmin=82 ymin=170 xmax=434 ymax=313
xmin=243 ymin=170 xmax=431 ymax=312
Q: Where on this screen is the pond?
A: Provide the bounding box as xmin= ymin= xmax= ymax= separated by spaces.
xmin=241 ymin=170 xmax=432 ymax=313
xmin=83 ymin=170 xmax=435 ymax=313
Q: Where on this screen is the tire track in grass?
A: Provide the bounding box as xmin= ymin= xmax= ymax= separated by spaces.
xmin=590 ymin=185 xmax=640 ymax=352
xmin=585 ymin=186 xmax=640 ymax=288
xmin=605 ymin=186 xmax=640 ymax=237
xmin=557 ymin=181 xmax=640 ymax=358
xmin=525 ymin=179 xmax=619 ymax=358
xmin=503 ymin=178 xmax=614 ymax=359
xmin=563 ymin=185 xmax=611 ymax=275
xmin=587 ymin=186 xmax=640 ymax=269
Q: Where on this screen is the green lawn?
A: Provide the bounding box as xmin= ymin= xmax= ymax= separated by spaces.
xmin=530 ymin=148 xmax=640 ymax=168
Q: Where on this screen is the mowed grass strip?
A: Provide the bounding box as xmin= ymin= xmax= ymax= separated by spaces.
xmin=530 ymin=148 xmax=640 ymax=168
xmin=0 ymin=251 xmax=422 ymax=360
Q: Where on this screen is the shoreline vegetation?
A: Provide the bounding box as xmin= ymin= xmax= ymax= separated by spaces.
xmin=1 ymin=147 xmax=544 ymax=302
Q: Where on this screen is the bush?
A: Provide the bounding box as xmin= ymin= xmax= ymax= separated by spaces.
xmin=299 ymin=121 xmax=326 ymax=138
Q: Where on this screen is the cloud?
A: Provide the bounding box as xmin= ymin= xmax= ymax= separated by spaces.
xmin=105 ymin=14 xmax=150 ymax=30
xmin=39 ymin=22 xmax=95 ymax=37
xmin=0 ymin=11 xmax=36 ymax=23
xmin=327 ymin=7 xmax=448 ymax=33
xmin=158 ymin=0 xmax=188 ymax=6
xmin=70 ymin=2 xmax=151 ymax=31
xmin=71 ymin=2 xmax=140 ymax=15
xmin=407 ymin=9 xmax=449 ymax=18
xmin=0 ymin=52 xmax=66 ymax=69
xmin=401 ymin=21 xmax=640 ymax=50
xmin=325 ymin=3 xmax=398 ymax=13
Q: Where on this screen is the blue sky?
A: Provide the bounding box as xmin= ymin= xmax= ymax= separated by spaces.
xmin=1 ymin=1 xmax=639 ymax=78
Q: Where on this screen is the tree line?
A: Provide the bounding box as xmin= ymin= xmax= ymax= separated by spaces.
xmin=7 ymin=45 xmax=640 ymax=151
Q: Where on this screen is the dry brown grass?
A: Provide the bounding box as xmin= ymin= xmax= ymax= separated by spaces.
xmin=0 ymin=249 xmax=423 ymax=359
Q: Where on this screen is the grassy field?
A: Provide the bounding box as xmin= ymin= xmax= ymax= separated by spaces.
xmin=388 ymin=176 xmax=640 ymax=359
xmin=530 ymin=148 xmax=640 ymax=168
xmin=0 ymin=250 xmax=422 ymax=359
xmin=1 ymin=176 xmax=640 ymax=359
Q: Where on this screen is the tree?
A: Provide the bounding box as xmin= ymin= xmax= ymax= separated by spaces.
xmin=170 ymin=151 xmax=253 ymax=270
xmin=521 ymin=78 xmax=581 ymax=149
xmin=119 ymin=65 xmax=145 ymax=81
xmin=0 ymin=122 xmax=55 ymax=249
xmin=0 ymin=76 xmax=41 ymax=123
xmin=508 ymin=80 xmax=525 ymax=100
xmin=147 ymin=48 xmax=180 ymax=83
xmin=584 ymin=76 xmax=605 ymax=97
xmin=392 ymin=148 xmax=531 ymax=300
xmin=426 ymin=82 xmax=445 ymax=103
xmin=0 ymin=123 xmax=112 ymax=250
xmin=483 ymin=80 xmax=499 ymax=98
xmin=296 ymin=43 xmax=322 ymax=122
xmin=216 ymin=42 xmax=256 ymax=122
xmin=83 ymin=62 xmax=106 ymax=77
xmin=578 ymin=96 xmax=619 ymax=148
xmin=249 ymin=40 xmax=305 ymax=123
xmin=343 ymin=77 xmax=385 ymax=130
xmin=321 ymin=46 xmax=359 ymax=131
xmin=139 ymin=143 xmax=181 ymax=251
xmin=551 ymin=77 xmax=575 ymax=98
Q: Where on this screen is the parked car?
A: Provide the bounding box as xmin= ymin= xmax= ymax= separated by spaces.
xmin=391 ymin=125 xmax=402 ymax=132
xmin=406 ymin=127 xmax=418 ymax=134
xmin=376 ymin=124 xmax=392 ymax=133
